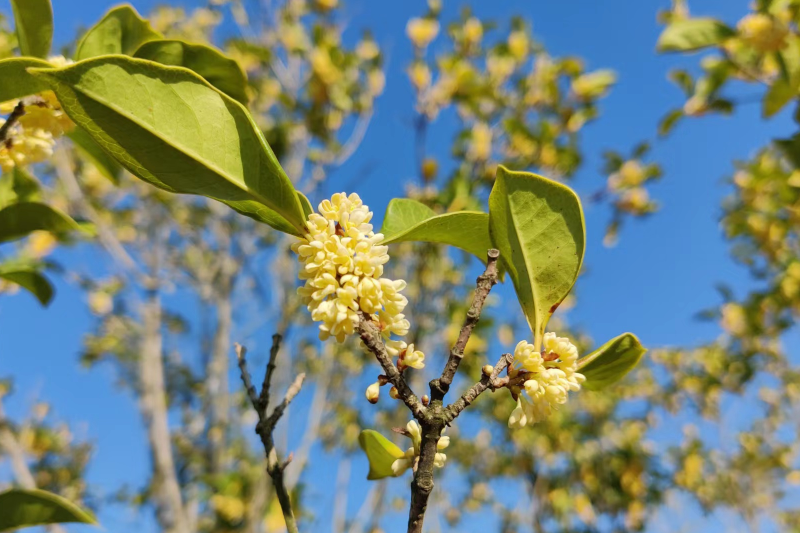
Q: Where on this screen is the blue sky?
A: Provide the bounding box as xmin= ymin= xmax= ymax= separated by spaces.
xmin=0 ymin=0 xmax=791 ymax=531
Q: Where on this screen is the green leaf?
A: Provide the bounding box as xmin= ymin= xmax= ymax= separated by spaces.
xmin=656 ymin=18 xmax=735 ymax=53
xmin=572 ymin=69 xmax=617 ymax=99
xmin=0 ymin=202 xmax=91 ymax=243
xmin=658 ymin=109 xmax=684 ymax=137
xmin=75 ymin=4 xmax=161 ymax=60
xmin=297 ymin=191 xmax=313 ymax=219
xmin=30 ymin=56 xmax=307 ymax=235
xmin=0 ymin=168 xmax=41 ymax=209
xmin=0 ymin=267 xmax=54 ymax=306
xmin=134 ymin=39 xmax=249 ymax=105
xmin=358 ymin=430 xmax=405 ymax=480
xmin=488 ymin=166 xmax=585 ymax=347
xmin=776 ymin=133 xmax=800 ymax=169
xmin=0 ymin=57 xmax=53 ymax=101
xmin=68 ymin=127 xmax=122 ymax=185
xmin=763 ymin=78 xmax=796 ymax=118
xmin=379 ymin=198 xmax=493 ymax=262
xmin=577 ymin=333 xmax=647 ymax=391
xmin=10 ymin=0 xmax=53 ymax=58
xmin=0 ymin=488 xmax=97 ymax=531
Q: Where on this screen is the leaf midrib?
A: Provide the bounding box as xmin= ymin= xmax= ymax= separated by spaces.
xmin=63 ymin=66 xmax=289 ymax=223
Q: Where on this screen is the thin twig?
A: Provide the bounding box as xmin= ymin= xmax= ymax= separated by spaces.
xmin=432 ymin=249 xmax=500 ymax=401
xmin=0 ymin=101 xmax=25 ymax=143
xmin=236 ymin=339 xmax=304 ymax=533
xmin=357 ymin=314 xmax=427 ymax=421
xmin=445 ymin=353 xmax=514 ymax=422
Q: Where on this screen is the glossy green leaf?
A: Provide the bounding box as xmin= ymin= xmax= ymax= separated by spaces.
xmin=658 ymin=109 xmax=683 ymax=137
xmin=380 ymin=198 xmax=493 ymax=262
xmin=31 ymin=56 xmax=307 ymax=235
xmin=578 ymin=333 xmax=647 ymax=391
xmin=75 ymin=4 xmax=161 ymax=60
xmin=68 ymin=127 xmax=122 ymax=185
xmin=134 ymin=39 xmax=249 ymax=105
xmin=358 ymin=429 xmax=404 ymax=480
xmin=0 ymin=202 xmax=90 ymax=243
xmin=763 ymin=78 xmax=796 ymax=118
xmin=297 ymin=191 xmax=313 ymax=219
xmin=0 ymin=57 xmax=53 ymax=101
xmin=0 ymin=168 xmax=41 ymax=209
xmin=656 ymin=18 xmax=734 ymax=53
xmin=0 ymin=267 xmax=54 ymax=306
xmin=488 ymin=166 xmax=585 ymax=347
xmin=0 ymin=488 xmax=97 ymax=531
xmin=10 ymin=0 xmax=53 ymax=58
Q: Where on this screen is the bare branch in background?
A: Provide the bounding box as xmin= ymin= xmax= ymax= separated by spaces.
xmin=236 ymin=338 xmax=305 ymax=533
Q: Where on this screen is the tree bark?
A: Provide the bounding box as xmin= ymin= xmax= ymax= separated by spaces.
xmin=139 ymin=291 xmax=190 ymax=533
xmin=206 ymin=287 xmax=232 ymax=475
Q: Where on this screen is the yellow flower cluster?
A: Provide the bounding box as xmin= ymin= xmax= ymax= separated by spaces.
xmin=407 ymin=17 xmax=440 ymax=48
xmin=0 ymin=56 xmax=74 ymax=172
xmin=738 ymin=13 xmax=789 ymax=52
xmin=391 ymin=420 xmax=449 ymax=476
xmin=292 ymin=193 xmax=424 ymax=368
xmin=508 ymin=333 xmax=585 ymax=428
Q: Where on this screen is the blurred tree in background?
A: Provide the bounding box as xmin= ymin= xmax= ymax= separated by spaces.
xmin=1 ymin=0 xmax=800 ymax=532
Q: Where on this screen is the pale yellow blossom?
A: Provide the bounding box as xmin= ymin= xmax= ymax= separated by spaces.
xmin=738 ymin=13 xmax=788 ymax=52
xmin=407 ymin=18 xmax=440 ymax=48
xmin=508 ymin=333 xmax=585 ymax=428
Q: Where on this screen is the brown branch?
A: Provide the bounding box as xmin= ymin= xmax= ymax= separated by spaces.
xmin=235 ymin=339 xmax=303 ymax=533
xmin=357 ymin=314 xmax=427 ymax=421
xmin=0 ymin=101 xmax=25 ymax=143
xmin=431 ymin=249 xmax=500 ymax=401
xmin=445 ymin=353 xmax=514 ymax=422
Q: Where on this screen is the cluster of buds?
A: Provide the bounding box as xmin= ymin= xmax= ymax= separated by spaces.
xmin=507 ymin=332 xmax=585 ymax=428
xmin=0 ymin=56 xmax=74 ymax=172
xmin=292 ymin=193 xmax=425 ymax=369
xmin=391 ymin=420 xmax=449 ymax=476
xmin=737 ymin=13 xmax=789 ymax=53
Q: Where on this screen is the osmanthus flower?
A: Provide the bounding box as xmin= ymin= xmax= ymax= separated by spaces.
xmin=507 ymin=332 xmax=585 ymax=429
xmin=292 ymin=192 xmax=424 ymax=368
xmin=737 ymin=13 xmax=789 ymax=52
xmin=391 ymin=420 xmax=449 ymax=476
xmin=0 ymin=55 xmax=75 ymax=172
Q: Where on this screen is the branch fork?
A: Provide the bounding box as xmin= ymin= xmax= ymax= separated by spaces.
xmin=358 ymin=249 xmax=510 ymax=533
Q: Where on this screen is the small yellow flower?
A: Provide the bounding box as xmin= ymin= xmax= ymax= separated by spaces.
xmin=357 ymin=39 xmax=380 ymax=61
xmin=28 ymin=231 xmax=57 ymax=258
xmin=365 ymin=381 xmax=381 ymax=403
xmin=408 ymin=62 xmax=432 ymax=91
xmin=210 ymin=494 xmax=245 ymax=523
xmin=508 ymin=333 xmax=585 ymax=428
xmin=738 ymin=13 xmax=788 ymax=52
xmin=401 ymin=343 xmax=425 ymax=369
xmin=508 ymin=31 xmax=529 ymax=60
xmin=311 ymin=47 xmax=341 ymax=85
xmin=88 ymin=291 xmax=114 ymax=316
xmin=391 ymin=420 xmax=449 ymax=475
xmin=368 ymin=69 xmax=386 ymax=97
xmin=463 ymin=17 xmax=483 ymax=45
xmin=407 ymin=18 xmax=440 ymax=48
xmin=467 ymin=122 xmax=492 ymax=162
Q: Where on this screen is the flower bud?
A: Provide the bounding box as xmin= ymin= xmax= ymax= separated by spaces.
xmin=482 ymin=365 xmax=494 ymax=376
xmin=365 ymin=381 xmax=381 ymax=404
xmin=422 ymin=394 xmax=430 ymax=406
xmin=389 ymin=386 xmax=400 ymax=399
